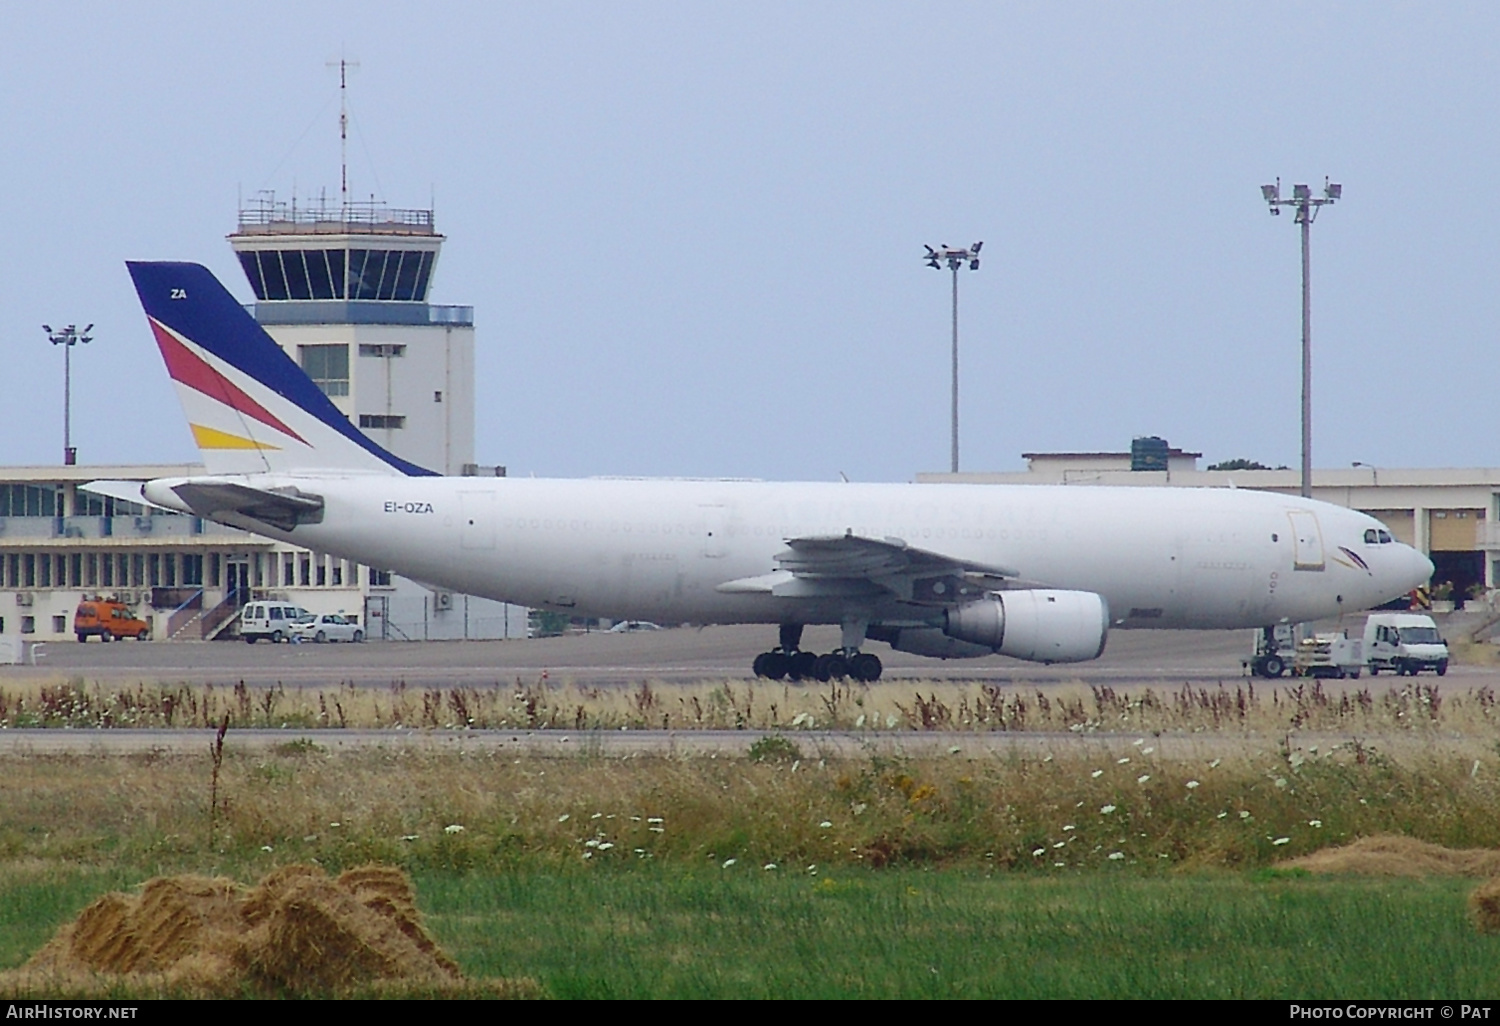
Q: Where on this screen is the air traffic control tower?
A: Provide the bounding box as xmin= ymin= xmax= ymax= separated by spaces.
xmin=227 ymin=195 xmax=477 ymax=476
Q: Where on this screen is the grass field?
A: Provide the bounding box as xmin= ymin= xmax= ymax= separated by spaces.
xmin=4 ymin=865 xmax=1497 ymax=998
xmin=3 ymin=731 xmax=1499 ymax=997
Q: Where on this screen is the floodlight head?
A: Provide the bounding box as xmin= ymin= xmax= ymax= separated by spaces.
xmin=1261 ymin=184 xmax=1279 ymax=203
xmin=972 ymin=241 xmax=983 ymax=253
xmin=1325 ymin=182 xmax=1341 ymax=201
xmin=926 ymin=259 xmax=940 ymax=269
xmin=969 ymin=259 xmax=979 ymax=271
xmin=42 ymin=324 xmax=52 ymax=334
xmin=1293 ymin=183 xmax=1311 ymax=200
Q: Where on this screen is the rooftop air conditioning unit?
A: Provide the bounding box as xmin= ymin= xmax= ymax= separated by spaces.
xmin=15 ymin=592 xmax=33 ymax=607
xmin=433 ymin=591 xmax=453 ymax=611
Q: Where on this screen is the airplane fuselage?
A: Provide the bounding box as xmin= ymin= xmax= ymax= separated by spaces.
xmin=149 ymin=474 xmax=1427 ymax=631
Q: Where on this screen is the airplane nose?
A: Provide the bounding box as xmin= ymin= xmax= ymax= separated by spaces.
xmin=1407 ymin=546 xmax=1435 ymax=590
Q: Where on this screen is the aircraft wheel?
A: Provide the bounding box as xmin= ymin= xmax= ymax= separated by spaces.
xmin=753 ymin=652 xmax=773 ymax=678
xmin=813 ymin=653 xmax=848 ymax=681
xmin=762 ymin=651 xmax=790 ymax=680
xmin=1262 ymin=654 xmax=1285 ymax=678
xmin=789 ymin=650 xmax=817 ymax=681
xmin=850 ymin=652 xmax=882 ymax=682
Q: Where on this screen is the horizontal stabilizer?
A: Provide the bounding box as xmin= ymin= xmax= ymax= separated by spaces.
xmin=170 ymin=481 xmax=324 ymax=532
xmin=79 ymin=479 xmax=179 ymax=514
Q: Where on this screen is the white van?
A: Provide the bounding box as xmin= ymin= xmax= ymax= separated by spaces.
xmin=1362 ymin=613 xmax=1449 ymax=677
xmin=239 ymin=602 xmax=311 ymax=644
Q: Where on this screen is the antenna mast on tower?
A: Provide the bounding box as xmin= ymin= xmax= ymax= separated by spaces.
xmin=327 ymin=57 xmax=360 ymax=214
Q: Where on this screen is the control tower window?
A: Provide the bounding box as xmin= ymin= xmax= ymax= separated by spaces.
xmin=300 ymin=344 xmax=349 ymax=397
xmin=257 ymin=251 xmax=289 ymax=300
xmin=238 ymin=252 xmax=266 ymax=299
xmin=346 ymin=249 xmax=428 ymax=301
xmin=282 ymin=251 xmax=311 ymax=299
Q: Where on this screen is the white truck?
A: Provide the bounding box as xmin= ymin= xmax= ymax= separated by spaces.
xmin=1362 ymin=613 xmax=1449 ymax=677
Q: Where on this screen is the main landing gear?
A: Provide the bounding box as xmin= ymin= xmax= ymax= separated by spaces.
xmin=751 ymin=623 xmax=884 ymax=683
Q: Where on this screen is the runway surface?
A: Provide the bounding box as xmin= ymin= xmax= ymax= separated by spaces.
xmin=0 ymin=622 xmax=1368 ymax=688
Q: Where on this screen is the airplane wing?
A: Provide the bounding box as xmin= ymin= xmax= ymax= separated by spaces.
xmin=169 ymin=481 xmax=325 ymax=533
xmin=716 ymin=530 xmax=1029 ymax=603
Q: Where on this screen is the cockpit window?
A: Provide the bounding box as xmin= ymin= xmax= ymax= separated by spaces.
xmin=1379 ymin=530 xmax=1392 ymax=543
xmin=1364 ymin=529 xmax=1378 ymax=544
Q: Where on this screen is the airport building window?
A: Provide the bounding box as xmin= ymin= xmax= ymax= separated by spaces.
xmin=0 ymin=484 xmax=61 ymax=518
xmin=300 ymin=556 xmax=311 ymax=587
xmin=300 ymin=345 xmax=349 ymax=397
xmin=23 ymin=554 xmax=36 ymax=588
xmin=149 ymin=554 xmax=161 ymax=588
xmin=52 ymin=616 xmax=66 ymax=634
xmin=38 ymin=556 xmax=51 ymax=589
xmin=101 ymin=554 xmax=113 ymax=588
xmin=331 ymin=562 xmax=343 ymax=587
xmin=183 ymin=554 xmax=203 ymax=587
xmin=132 ymin=554 xmax=145 ymax=588
xmin=358 ymin=415 xmax=405 ymax=430
xmin=369 ymin=567 xmax=392 ymax=587
xmin=21 ymin=616 xmax=34 ymax=634
xmin=358 ymin=344 xmax=406 ymax=358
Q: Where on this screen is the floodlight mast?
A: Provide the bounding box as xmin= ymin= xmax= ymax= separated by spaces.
xmin=923 ymin=242 xmax=982 ymax=473
xmin=1261 ymin=177 xmax=1340 ymax=499
xmin=44 ymin=323 xmax=93 ymax=465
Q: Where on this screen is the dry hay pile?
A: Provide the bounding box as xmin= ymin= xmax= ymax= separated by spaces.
xmin=1470 ymin=878 xmax=1500 ymax=934
xmin=5 ymin=864 xmax=535 ymax=997
xmin=1282 ymin=835 xmax=1500 ymax=878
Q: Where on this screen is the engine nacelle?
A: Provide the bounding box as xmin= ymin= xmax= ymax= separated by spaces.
xmin=870 ymin=625 xmax=995 ymax=660
xmin=943 ymin=590 xmax=1109 ymax=664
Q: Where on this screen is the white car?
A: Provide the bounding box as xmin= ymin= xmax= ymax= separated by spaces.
xmin=289 ymin=613 xmax=364 ymax=644
xmin=608 ymin=620 xmax=662 ymax=633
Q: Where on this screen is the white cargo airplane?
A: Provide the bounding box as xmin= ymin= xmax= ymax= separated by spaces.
xmin=97 ymin=261 xmax=1432 ymax=682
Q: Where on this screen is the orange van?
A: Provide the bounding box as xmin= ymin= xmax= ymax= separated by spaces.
xmin=74 ymin=599 xmax=151 ymax=642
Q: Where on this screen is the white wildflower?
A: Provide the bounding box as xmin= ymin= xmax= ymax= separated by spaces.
xmin=1209 ymin=758 xmax=1222 ymax=769
xmin=1100 ymin=804 xmax=1116 ymax=814
xmin=1309 ymin=819 xmax=1322 ymax=828
xmin=444 ymin=824 xmax=464 ymax=834
xmin=1272 ymin=837 xmax=1290 ymax=846
xmin=722 ymin=858 xmax=737 ymax=869
xmin=558 ymin=814 xmax=570 ymax=823
xmin=1137 ymin=774 xmax=1151 ymax=784
xmin=1185 ymin=780 xmax=1200 ymax=789
xmin=1033 ymin=848 xmax=1046 ymax=857
xmin=1108 ymin=852 xmax=1125 ymax=861
xmin=1091 ymin=770 xmax=1104 ymax=779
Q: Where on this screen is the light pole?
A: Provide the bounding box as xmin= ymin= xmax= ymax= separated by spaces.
xmin=1352 ymin=461 xmax=1378 ymax=488
xmin=44 ymin=323 xmax=92 ymax=466
xmin=923 ymin=242 xmax=982 ymax=473
xmin=1261 ymin=178 xmax=1340 ymax=498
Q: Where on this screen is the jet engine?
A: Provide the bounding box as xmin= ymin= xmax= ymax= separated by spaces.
xmin=942 ymin=589 xmax=1109 ymax=663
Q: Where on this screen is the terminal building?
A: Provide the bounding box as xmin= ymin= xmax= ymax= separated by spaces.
xmin=0 ymin=197 xmax=526 ymax=644
xmin=918 ymin=437 xmax=1500 ymax=607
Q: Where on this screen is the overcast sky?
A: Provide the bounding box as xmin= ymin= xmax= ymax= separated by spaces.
xmin=4 ymin=3 xmax=1498 ymax=481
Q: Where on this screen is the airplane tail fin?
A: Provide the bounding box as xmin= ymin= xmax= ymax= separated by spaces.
xmin=126 ymin=261 xmax=436 ymax=477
